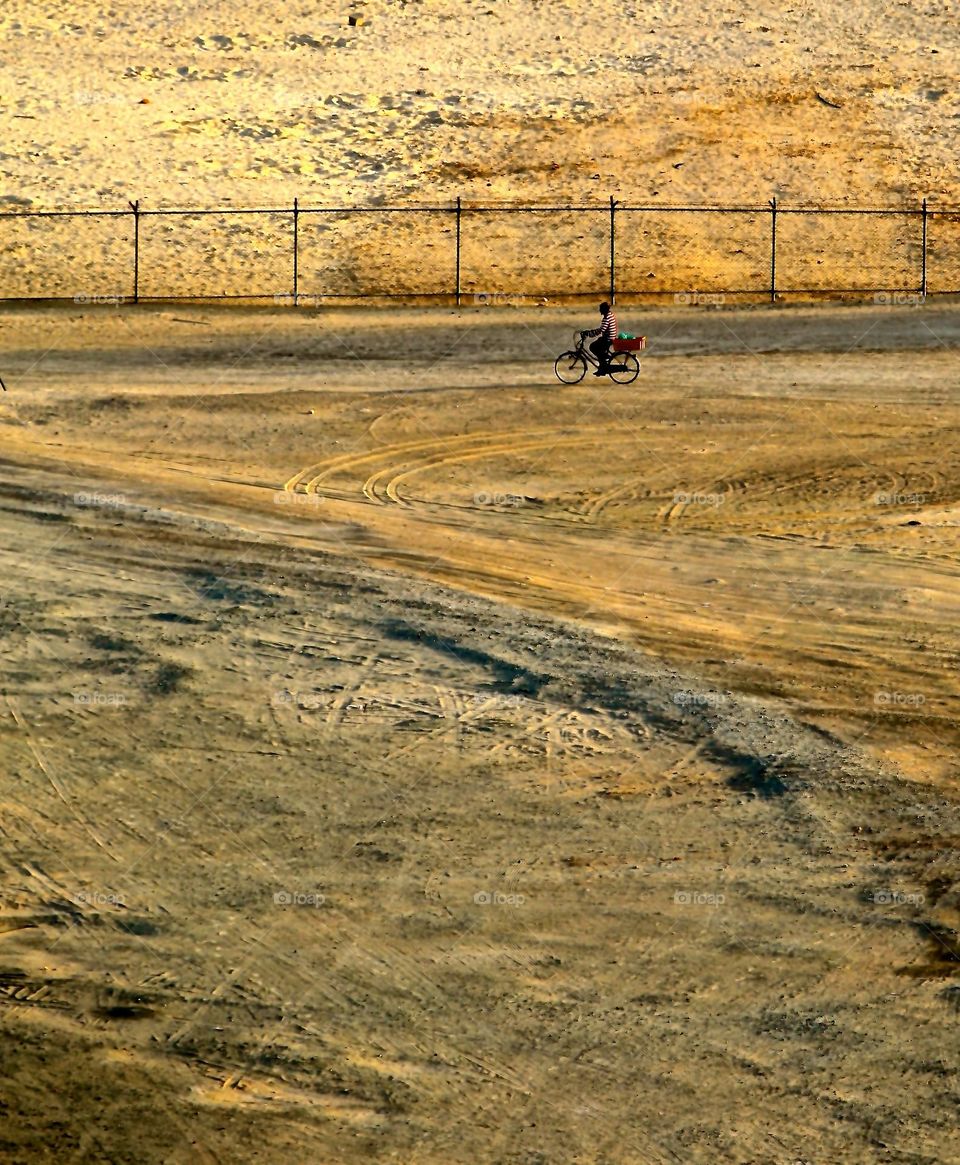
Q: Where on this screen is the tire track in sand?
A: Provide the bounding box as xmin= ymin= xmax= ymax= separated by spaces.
xmin=285 ymin=426 xmax=645 ymax=510
xmin=283 ymin=427 xmax=549 ymax=496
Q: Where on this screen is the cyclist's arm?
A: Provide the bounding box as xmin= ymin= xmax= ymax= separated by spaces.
xmin=582 ymin=326 xmax=601 ymax=337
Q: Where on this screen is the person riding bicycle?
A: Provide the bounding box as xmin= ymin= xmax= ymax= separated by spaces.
xmin=580 ymin=301 xmax=618 ymax=376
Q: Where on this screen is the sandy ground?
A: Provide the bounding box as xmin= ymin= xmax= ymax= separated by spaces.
xmin=2 ymin=1 xmax=960 ymax=298
xmin=4 ymin=0 xmax=959 ymax=209
xmin=0 ymin=302 xmax=958 ymax=1162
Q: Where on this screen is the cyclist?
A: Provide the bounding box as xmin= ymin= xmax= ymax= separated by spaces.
xmin=580 ymin=301 xmax=618 ymax=376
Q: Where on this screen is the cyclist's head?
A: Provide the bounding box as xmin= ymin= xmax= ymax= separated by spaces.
xmin=599 ymin=301 xmax=610 ymax=314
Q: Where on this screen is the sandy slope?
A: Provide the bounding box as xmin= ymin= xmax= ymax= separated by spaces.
xmin=0 ymin=303 xmax=958 ymax=1162
xmin=3 ymin=0 xmax=959 ymax=209
xmin=2 ymin=2 xmax=959 ymax=298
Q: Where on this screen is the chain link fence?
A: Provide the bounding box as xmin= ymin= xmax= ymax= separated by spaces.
xmin=1 ymin=199 xmax=958 ymax=305
xmin=0 ymin=210 xmax=133 ymax=301
xmin=138 ymin=209 xmax=293 ymax=300
xmin=297 ymin=208 xmax=454 ymax=300
xmin=459 ymin=207 xmax=609 ymax=302
xmin=616 ymin=207 xmax=770 ymax=296
xmin=926 ymin=210 xmax=960 ymax=295
xmin=775 ymin=210 xmax=920 ymax=295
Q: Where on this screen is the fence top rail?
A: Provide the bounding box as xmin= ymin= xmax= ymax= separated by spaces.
xmin=618 ymin=204 xmax=944 ymax=214
xmin=459 ymin=204 xmax=767 ymax=213
xmin=618 ymin=204 xmax=769 ymax=213
xmin=776 ymin=207 xmax=925 ymax=216
xmin=0 ymin=208 xmax=134 ymax=219
xmin=145 ymin=205 xmax=454 ymax=215
xmin=138 ymin=207 xmax=299 ymax=217
xmin=298 ymin=205 xmax=455 ymax=214
xmin=2 ymin=199 xmax=960 ymax=219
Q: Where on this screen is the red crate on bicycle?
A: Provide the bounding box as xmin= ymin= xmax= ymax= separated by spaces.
xmin=611 ymin=336 xmax=646 ymax=352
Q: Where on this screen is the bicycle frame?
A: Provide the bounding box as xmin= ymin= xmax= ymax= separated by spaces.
xmin=555 ymin=331 xmax=639 ymax=385
xmin=575 ymin=334 xmax=624 ymax=368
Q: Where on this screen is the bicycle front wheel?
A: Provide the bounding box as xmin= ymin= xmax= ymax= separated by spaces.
xmin=554 ymin=351 xmax=588 ymax=384
xmin=607 ymin=352 xmax=640 ymax=384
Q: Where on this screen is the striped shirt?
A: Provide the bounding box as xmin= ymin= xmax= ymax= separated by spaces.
xmin=585 ymin=309 xmax=618 ymax=341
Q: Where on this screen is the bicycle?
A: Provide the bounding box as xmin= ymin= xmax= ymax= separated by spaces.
xmin=554 ymin=332 xmax=641 ymax=385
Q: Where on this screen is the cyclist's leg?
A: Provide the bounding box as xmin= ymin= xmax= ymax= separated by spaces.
xmin=590 ymin=338 xmax=611 ymax=372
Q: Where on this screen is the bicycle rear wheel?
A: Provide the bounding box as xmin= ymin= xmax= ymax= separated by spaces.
xmin=554 ymin=351 xmax=587 ymax=384
xmin=607 ymin=352 xmax=640 ymax=384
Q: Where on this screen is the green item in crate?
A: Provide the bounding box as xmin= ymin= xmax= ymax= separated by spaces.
xmin=618 ymin=331 xmax=635 ymax=339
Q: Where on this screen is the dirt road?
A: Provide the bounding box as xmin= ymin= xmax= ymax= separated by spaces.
xmin=0 ymin=303 xmax=957 ymax=1163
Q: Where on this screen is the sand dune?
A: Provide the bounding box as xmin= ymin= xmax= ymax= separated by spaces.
xmin=2 ymin=2 xmax=959 ymax=298
xmin=3 ymin=1 xmax=958 ymax=209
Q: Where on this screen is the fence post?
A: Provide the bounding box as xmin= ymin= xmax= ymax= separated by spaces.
xmin=293 ymin=197 xmax=300 ymax=306
xmin=455 ymin=196 xmax=462 ymax=307
xmin=129 ymin=200 xmax=139 ymax=304
xmin=769 ymin=197 xmax=777 ymax=304
xmin=609 ymin=196 xmax=616 ymax=304
xmin=920 ymin=197 xmax=928 ymax=298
